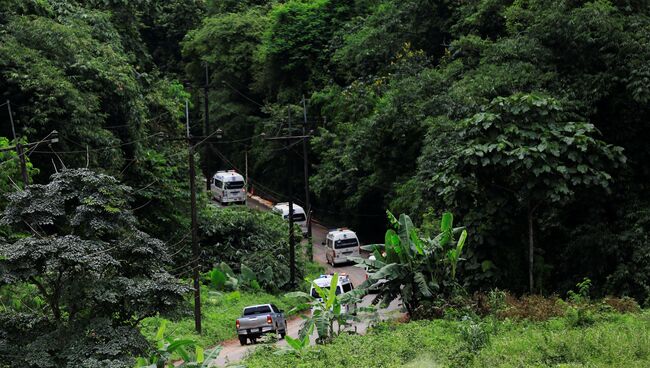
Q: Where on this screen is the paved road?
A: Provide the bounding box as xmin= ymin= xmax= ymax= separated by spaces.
xmin=207 ymin=196 xmax=401 ymax=367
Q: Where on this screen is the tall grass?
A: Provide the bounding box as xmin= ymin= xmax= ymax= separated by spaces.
xmin=241 ymin=311 xmax=650 ymax=368
xmin=140 ymin=262 xmax=324 ymax=348
xmin=140 ymin=287 xmax=307 ymax=349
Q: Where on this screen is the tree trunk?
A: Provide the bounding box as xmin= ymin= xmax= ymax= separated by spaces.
xmin=528 ymin=208 xmax=534 ymax=293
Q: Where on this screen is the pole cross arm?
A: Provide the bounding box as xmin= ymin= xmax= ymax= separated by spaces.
xmin=263 ymin=134 xmax=311 ymax=141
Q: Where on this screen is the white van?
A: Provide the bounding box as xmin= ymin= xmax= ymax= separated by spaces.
xmin=211 ymin=170 xmax=247 ymax=205
xmin=309 ymin=273 xmax=356 ymax=314
xmin=325 ymin=228 xmax=360 ymax=266
xmin=272 ymin=203 xmax=307 ymax=235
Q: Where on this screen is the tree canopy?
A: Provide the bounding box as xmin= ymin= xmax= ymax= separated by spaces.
xmin=2 ymin=0 xmax=650 ymax=340
xmin=0 ymin=169 xmax=187 ymax=367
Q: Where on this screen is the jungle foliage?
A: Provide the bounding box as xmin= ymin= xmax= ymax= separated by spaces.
xmin=183 ymin=0 xmax=650 ymax=300
xmin=0 ymin=169 xmax=188 ymax=368
xmin=199 ymin=205 xmax=305 ymax=292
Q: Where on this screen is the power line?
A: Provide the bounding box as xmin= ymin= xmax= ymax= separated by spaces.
xmin=221 ymin=80 xmax=264 ymax=107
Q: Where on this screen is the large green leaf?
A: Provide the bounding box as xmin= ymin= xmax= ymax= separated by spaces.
xmin=367 ymin=263 xmax=403 ymax=282
xmin=440 ymin=212 xmax=453 ymax=232
xmin=362 ymin=243 xmax=384 ymax=252
xmin=285 ymin=291 xmax=312 ymax=300
xmin=414 ymin=272 xmax=432 ymax=297
xmin=348 ymin=256 xmax=386 ymax=270
xmin=195 ymin=345 xmax=204 ymax=363
xmin=200 ymin=347 xmax=222 ymax=368
xmin=397 ymin=214 xmax=415 ymax=258
xmin=410 ymin=228 xmax=424 ymax=255
xmin=285 ymin=335 xmax=303 ymax=351
xmin=456 ymin=229 xmax=468 ymax=254
xmin=326 ymin=273 xmax=339 ymax=309
xmin=219 ymin=262 xmax=235 ymax=277
xmin=240 ymin=263 xmax=256 ymax=284
xmin=210 ymin=268 xmax=226 ymax=290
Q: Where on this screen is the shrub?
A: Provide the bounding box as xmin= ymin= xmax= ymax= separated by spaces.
xmin=352 ymin=211 xmax=469 ymax=316
xmin=565 ymin=305 xmax=596 ymax=327
xmin=458 ymin=318 xmax=491 ymax=353
xmin=602 ymin=296 xmax=641 ymax=314
xmin=498 ymin=294 xmax=566 ymax=321
xmin=199 ymin=205 xmax=304 ymax=292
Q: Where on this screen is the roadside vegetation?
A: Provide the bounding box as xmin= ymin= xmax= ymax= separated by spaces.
xmin=140 ymin=288 xmax=306 ymax=350
xmin=2 ymin=0 xmax=650 ymax=367
xmin=243 ymin=310 xmax=650 ymax=368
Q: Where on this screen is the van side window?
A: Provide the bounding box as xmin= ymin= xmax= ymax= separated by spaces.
xmin=214 ymin=179 xmax=223 ymax=189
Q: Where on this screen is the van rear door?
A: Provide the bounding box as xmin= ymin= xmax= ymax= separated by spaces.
xmin=334 ymin=238 xmax=359 ymax=262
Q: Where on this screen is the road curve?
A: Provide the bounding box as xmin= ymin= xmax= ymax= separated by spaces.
xmin=207 ymin=196 xmax=402 ymax=367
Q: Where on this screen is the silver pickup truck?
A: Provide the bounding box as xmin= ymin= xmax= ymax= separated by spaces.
xmin=235 ymin=304 xmax=287 ymax=345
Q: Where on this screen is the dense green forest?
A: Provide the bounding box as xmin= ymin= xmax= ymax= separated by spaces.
xmin=181 ymin=0 xmax=650 ymax=299
xmin=1 ymin=0 xmax=650 ymax=366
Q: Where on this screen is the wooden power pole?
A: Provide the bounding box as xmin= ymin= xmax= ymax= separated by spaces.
xmin=301 ymin=96 xmax=313 ymax=261
xmin=7 ymin=100 xmax=28 ymax=187
xmin=264 ymin=106 xmax=312 ymax=288
xmin=186 ymin=100 xmax=202 ymax=334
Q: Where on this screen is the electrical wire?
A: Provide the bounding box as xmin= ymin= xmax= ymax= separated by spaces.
xmin=221 ymin=80 xmax=264 ymax=107
xmin=37 ymin=132 xmax=164 ymax=154
xmin=0 ymin=131 xmax=59 ymax=168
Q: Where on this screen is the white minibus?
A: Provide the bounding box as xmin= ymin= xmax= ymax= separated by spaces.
xmin=211 ymin=170 xmax=247 ymax=205
xmin=324 ymin=228 xmax=360 ymax=266
xmin=272 ymin=202 xmax=308 ymax=235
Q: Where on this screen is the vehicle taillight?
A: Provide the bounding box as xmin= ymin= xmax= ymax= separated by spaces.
xmin=266 ymin=315 xmax=272 ymax=324
xmin=333 ymin=250 xmax=336 ymax=258
xmin=365 ymin=273 xmax=368 ymax=280
xmin=236 ymin=319 xmax=240 ymax=329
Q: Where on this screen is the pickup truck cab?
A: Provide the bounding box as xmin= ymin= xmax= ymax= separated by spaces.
xmin=236 ymin=304 xmax=287 ymax=345
xmin=324 ymin=228 xmax=360 ymax=266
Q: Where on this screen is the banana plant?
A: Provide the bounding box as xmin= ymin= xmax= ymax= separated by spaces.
xmin=285 ymin=273 xmax=360 ymax=344
xmin=350 ymin=211 xmax=469 ymax=316
xmin=274 ymin=323 xmax=314 ymax=356
xmin=134 ymin=321 xmax=222 ymax=368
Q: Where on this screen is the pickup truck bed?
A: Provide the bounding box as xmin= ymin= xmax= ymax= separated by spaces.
xmin=236 ymin=304 xmax=287 ymax=345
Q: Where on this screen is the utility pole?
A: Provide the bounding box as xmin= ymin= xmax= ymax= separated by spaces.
xmin=186 ymin=100 xmax=202 ymax=334
xmin=263 ymin=107 xmax=312 ymax=288
xmin=245 ymin=150 xmax=248 ymax=189
xmin=7 ymin=100 xmax=28 ymax=187
xmin=204 ymin=64 xmax=211 ymax=191
xmin=287 ymin=107 xmax=296 ymax=288
xmin=301 ymin=96 xmax=313 ymax=261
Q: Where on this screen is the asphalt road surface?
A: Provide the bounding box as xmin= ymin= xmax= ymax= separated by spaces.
xmin=207 ymin=196 xmax=402 ymax=367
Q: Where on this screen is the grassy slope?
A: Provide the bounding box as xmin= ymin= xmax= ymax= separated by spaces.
xmin=140 ymin=262 xmax=324 ymax=348
xmin=242 ymin=311 xmax=650 ymax=368
xmin=140 ymin=288 xmax=308 ymax=348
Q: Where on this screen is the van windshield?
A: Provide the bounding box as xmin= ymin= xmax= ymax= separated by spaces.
xmin=310 ymin=286 xmax=342 ymax=298
xmin=335 ymin=238 xmax=358 ymax=249
xmin=225 ymin=181 xmax=245 ymax=190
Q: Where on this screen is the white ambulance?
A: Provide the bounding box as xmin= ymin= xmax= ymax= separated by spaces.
xmin=324 ymin=228 xmax=360 ymax=266
xmin=272 ymin=202 xmax=308 ymax=235
xmin=211 ymin=170 xmax=247 ymax=205
xmin=309 ymin=273 xmax=356 ymax=314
